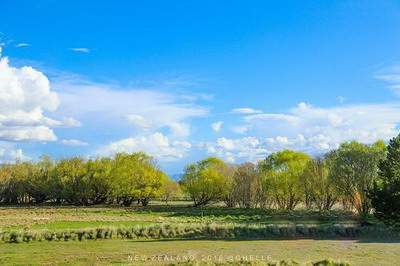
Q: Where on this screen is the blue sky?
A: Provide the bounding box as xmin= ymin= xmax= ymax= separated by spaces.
xmin=1 ymin=1 xmax=400 ymax=175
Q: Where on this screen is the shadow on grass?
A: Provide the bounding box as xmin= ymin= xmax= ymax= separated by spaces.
xmin=134 ymin=205 xmax=358 ymax=224
xmin=125 ymin=235 xmax=400 ymax=244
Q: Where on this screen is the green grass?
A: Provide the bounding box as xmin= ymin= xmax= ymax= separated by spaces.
xmin=0 ymin=205 xmax=359 ymax=231
xmin=0 ymin=239 xmax=398 ymax=265
xmin=0 ymin=204 xmax=398 ymax=265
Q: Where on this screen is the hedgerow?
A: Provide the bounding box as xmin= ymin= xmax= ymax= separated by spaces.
xmin=0 ymin=223 xmax=395 ymax=244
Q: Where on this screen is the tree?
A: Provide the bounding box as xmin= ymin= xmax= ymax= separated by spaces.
xmin=231 ymin=162 xmax=262 ymax=208
xmin=329 ymin=141 xmax=386 ymax=215
xmin=26 ymin=156 xmax=54 ymax=204
xmin=0 ymin=162 xmax=31 ymax=204
xmin=85 ymin=158 xmax=113 ymax=204
xmin=55 ymin=157 xmax=89 ymax=205
xmin=160 ymin=178 xmax=182 ymax=205
xmin=301 ymin=158 xmax=338 ymax=211
xmin=370 ymin=134 xmax=400 ymax=223
xmin=111 ymin=152 xmax=165 ymax=206
xmin=260 ymin=150 xmax=310 ymax=210
xmin=181 ymin=157 xmax=230 ymax=207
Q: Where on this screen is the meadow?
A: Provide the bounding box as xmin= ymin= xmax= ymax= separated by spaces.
xmin=0 ymin=202 xmax=399 ymax=265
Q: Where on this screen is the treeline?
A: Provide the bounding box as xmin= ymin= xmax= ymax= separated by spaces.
xmin=181 ymin=134 xmax=400 ymax=222
xmin=1 ymin=134 xmax=400 ymax=222
xmin=0 ymin=152 xmax=180 ymax=206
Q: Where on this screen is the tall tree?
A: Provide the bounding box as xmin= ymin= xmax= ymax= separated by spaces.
xmin=370 ymin=134 xmax=400 ymax=223
xmin=261 ymin=150 xmax=310 ymax=210
xmin=328 ymin=141 xmax=386 ymax=215
xmin=301 ymin=158 xmax=338 ymax=211
xmin=111 ymin=152 xmax=165 ymax=206
xmin=181 ymin=157 xmax=230 ymax=207
xmin=231 ymin=162 xmax=262 ymax=208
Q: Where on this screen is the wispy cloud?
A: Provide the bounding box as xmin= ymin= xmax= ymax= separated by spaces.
xmin=61 ymin=139 xmax=88 ymax=147
xmin=69 ymin=47 xmax=90 ymax=53
xmin=375 ymin=65 xmax=400 ymax=96
xmin=15 ymin=43 xmax=30 ymax=48
xmin=231 ymin=107 xmax=263 ymax=114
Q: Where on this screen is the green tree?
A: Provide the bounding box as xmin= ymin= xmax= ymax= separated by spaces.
xmin=261 ymin=150 xmax=310 ymax=210
xmin=85 ymin=158 xmax=113 ymax=204
xmin=301 ymin=158 xmax=338 ymax=211
xmin=0 ymin=162 xmax=31 ymax=204
xmin=111 ymin=152 xmax=165 ymax=206
xmin=370 ymin=134 xmax=400 ymax=223
xmin=181 ymin=157 xmax=230 ymax=206
xmin=54 ymin=157 xmax=88 ymax=205
xmin=26 ymin=156 xmax=55 ymax=203
xmin=231 ymin=162 xmax=262 ymax=208
xmin=329 ymin=141 xmax=386 ymax=215
xmin=159 ymin=178 xmax=182 ymax=205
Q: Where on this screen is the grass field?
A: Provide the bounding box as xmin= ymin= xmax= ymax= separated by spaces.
xmin=0 ymin=204 xmax=358 ymax=230
xmin=0 ymin=204 xmax=398 ymax=265
xmin=0 ymin=239 xmax=399 ymax=265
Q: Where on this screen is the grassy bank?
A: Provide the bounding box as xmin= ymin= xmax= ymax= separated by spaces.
xmin=0 ymin=223 xmax=396 ymax=243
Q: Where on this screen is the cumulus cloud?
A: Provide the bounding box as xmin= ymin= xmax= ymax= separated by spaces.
xmin=202 ymin=101 xmax=400 ymax=163
xmin=0 ymin=56 xmax=62 ymax=141
xmin=211 ymin=121 xmax=223 ymax=132
xmin=69 ymin=48 xmax=90 ymax=53
xmin=241 ymin=102 xmax=400 ymax=153
xmin=200 ymin=137 xmax=267 ymax=163
xmin=98 ymin=132 xmax=191 ymax=161
xmin=61 ymin=139 xmax=88 ymax=147
xmin=231 ymin=107 xmax=262 ymax=114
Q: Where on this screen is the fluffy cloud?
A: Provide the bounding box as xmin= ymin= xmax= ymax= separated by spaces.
xmin=0 ymin=56 xmax=62 ymax=141
xmin=203 ymin=102 xmax=400 ymax=163
xmin=98 ymin=132 xmax=191 ymax=161
xmin=211 ymin=121 xmax=223 ymax=132
xmin=61 ymin=139 xmax=89 ymax=147
xmin=201 ymin=137 xmax=267 ymax=163
xmin=240 ymin=102 xmax=400 ymax=152
xmin=231 ymin=107 xmax=262 ymax=114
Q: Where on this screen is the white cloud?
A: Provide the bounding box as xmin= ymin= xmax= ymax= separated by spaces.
xmin=375 ymin=65 xmax=400 ymax=96
xmin=169 ymin=122 xmax=190 ymax=137
xmin=0 ymin=146 xmax=30 ymax=163
xmin=0 ymin=56 xmax=62 ymax=141
xmin=211 ymin=121 xmax=223 ymax=132
xmin=231 ymin=125 xmax=248 ymax=134
xmin=231 ymin=107 xmax=263 ymax=114
xmin=203 ymin=101 xmax=400 ymax=163
xmin=98 ymin=132 xmax=192 ymax=161
xmin=127 ymin=114 xmax=153 ymax=129
xmin=15 ymin=43 xmax=30 ymax=48
xmin=201 ymin=136 xmax=267 ymax=163
xmin=54 ymin=76 xmax=208 ymax=137
xmin=240 ymin=102 xmax=400 ymax=153
xmin=61 ymin=139 xmax=88 ymax=147
xmin=69 ymin=48 xmax=90 ymax=53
